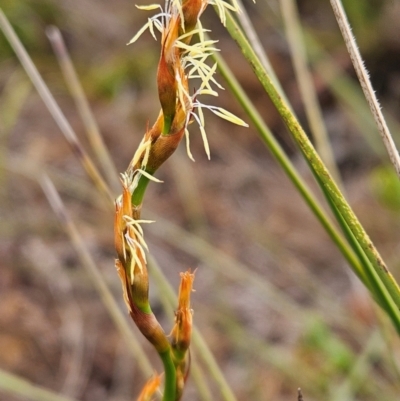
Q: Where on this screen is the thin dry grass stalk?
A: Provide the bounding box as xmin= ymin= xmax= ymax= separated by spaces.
xmin=46 ymin=25 xmax=121 ymax=194
xmin=329 ymin=0 xmax=400 ymax=178
xmin=281 ymin=0 xmax=341 ymax=185
xmin=39 ymin=174 xmax=153 ymax=376
xmin=0 ymin=368 xmax=78 ymax=401
xmin=0 ymin=9 xmax=114 ymax=205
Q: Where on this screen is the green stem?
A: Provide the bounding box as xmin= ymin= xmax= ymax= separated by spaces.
xmin=131 ymin=174 xmax=151 ymax=208
xmin=312 ymin=171 xmax=400 ymax=331
xmin=223 ymin=10 xmax=400 ymax=326
xmin=147 ymin=258 xmax=214 ymax=401
xmin=130 ymin=171 xmax=177 ymax=399
xmin=163 ymin=114 xmax=173 ymax=135
xmin=135 ymin=300 xmax=152 ymax=315
xmin=212 ymin=50 xmax=363 ymax=285
xmin=159 ymin=349 xmax=177 ymax=401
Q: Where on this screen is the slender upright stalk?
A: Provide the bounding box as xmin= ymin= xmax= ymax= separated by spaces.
xmin=0 ymin=368 xmax=78 ymax=401
xmin=222 ymin=9 xmax=400 ymax=332
xmin=40 ymin=175 xmax=154 ymax=376
xmin=211 ymin=50 xmax=365 ymax=283
xmin=280 ymin=0 xmax=341 ymax=184
xmin=0 ymin=9 xmax=113 ymax=204
xmin=46 ymin=26 xmax=120 ymax=193
xmin=329 ymin=0 xmax=400 ymax=178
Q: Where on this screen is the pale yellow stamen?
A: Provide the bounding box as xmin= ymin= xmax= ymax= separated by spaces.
xmin=148 ymin=18 xmax=157 ymax=40
xmin=207 ymin=106 xmax=249 ymax=126
xmin=175 ymin=40 xmax=219 ymax=56
xmin=124 ymin=216 xmax=155 ymax=232
xmin=131 ymin=236 xmax=147 ymax=262
xmin=191 ymin=110 xmax=210 ymax=159
xmin=175 ymin=71 xmax=192 ymax=111
xmin=197 ymin=19 xmax=206 ymax=42
xmin=184 ymin=128 xmax=195 ymax=162
xmin=197 ymin=62 xmax=220 ymax=93
xmin=136 ymin=4 xmax=162 ymax=11
xmin=129 ymin=138 xmax=152 ymax=171
xmin=141 ymin=141 xmax=152 ymax=170
xmin=125 ymin=233 xmax=145 ymax=284
xmin=127 ymin=5 xmax=166 ymax=44
xmin=131 ymin=226 xmax=150 ymax=251
xmin=123 ymin=216 xmax=155 ymax=252
xmin=212 ymin=0 xmax=226 ymax=25
xmin=198 ymin=103 xmax=205 ymax=127
xmin=137 ymin=169 xmax=164 ymax=183
xmin=197 ymin=88 xmax=219 ymax=96
xmin=121 ymin=170 xmax=138 ymax=194
xmin=209 ymin=0 xmax=241 ymax=25
xmin=220 ymin=0 xmax=240 ymax=12
xmin=122 ymin=232 xmax=127 ymax=260
xmin=177 ymin=28 xmax=210 ymax=43
xmin=128 ymin=21 xmax=152 ymax=44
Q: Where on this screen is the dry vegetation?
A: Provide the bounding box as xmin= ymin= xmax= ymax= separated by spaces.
xmin=1 ymin=0 xmax=400 ymax=400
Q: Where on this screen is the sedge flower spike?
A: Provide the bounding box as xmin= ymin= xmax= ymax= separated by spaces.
xmin=129 ymin=0 xmax=248 ymax=159
xmin=171 ymin=270 xmax=195 ymax=356
xmin=170 ymin=270 xmax=196 ymax=400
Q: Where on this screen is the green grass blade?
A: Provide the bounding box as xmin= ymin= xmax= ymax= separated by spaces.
xmin=211 ymin=50 xmax=365 ymax=285
xmin=312 ymin=169 xmax=400 ymax=330
xmin=0 ymin=368 xmax=78 ymax=401
xmin=222 ymin=10 xmax=400 ymax=330
xmin=280 ymin=0 xmax=341 ymax=184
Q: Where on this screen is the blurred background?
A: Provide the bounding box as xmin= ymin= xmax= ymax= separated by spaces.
xmin=1 ymin=0 xmax=400 ymax=400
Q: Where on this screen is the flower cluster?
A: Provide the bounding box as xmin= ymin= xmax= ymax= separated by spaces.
xmin=128 ymin=0 xmax=247 ymax=161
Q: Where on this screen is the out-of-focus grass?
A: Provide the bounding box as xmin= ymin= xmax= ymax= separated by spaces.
xmin=1 ymin=1 xmax=400 ymax=401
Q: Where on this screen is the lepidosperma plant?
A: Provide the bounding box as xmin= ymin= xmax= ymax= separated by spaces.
xmin=1 ymin=0 xmax=400 ymax=400
xmin=114 ymin=1 xmax=247 ymax=399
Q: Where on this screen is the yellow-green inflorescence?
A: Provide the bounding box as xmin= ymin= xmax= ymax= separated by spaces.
xmin=114 ymin=0 xmax=246 ymax=400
